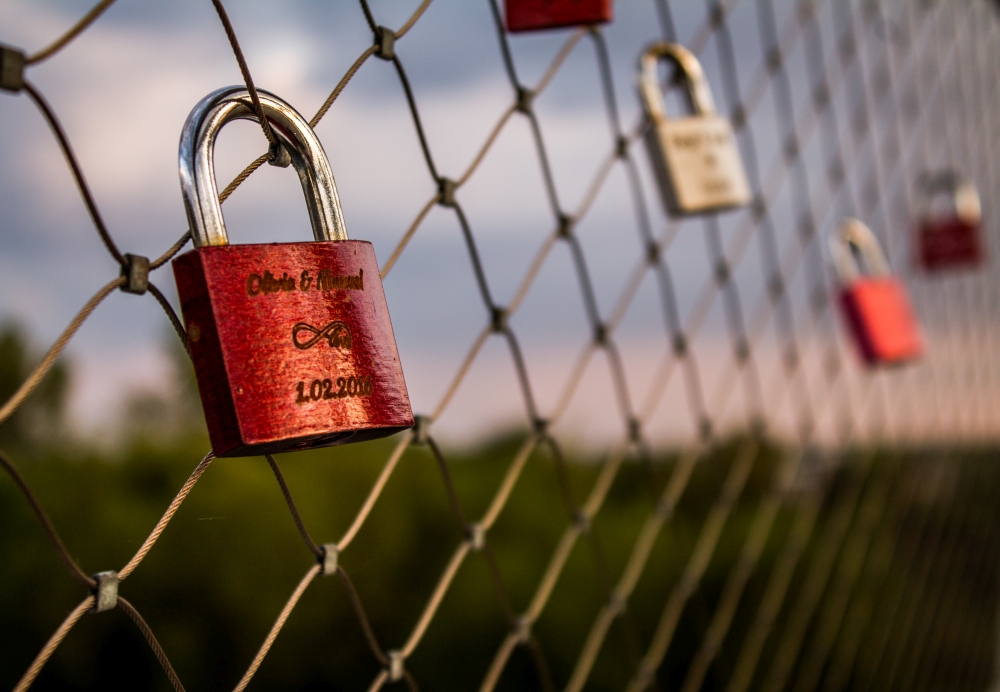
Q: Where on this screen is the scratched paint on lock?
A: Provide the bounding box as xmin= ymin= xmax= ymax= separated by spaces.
xmin=174 ymin=240 xmax=412 ymax=456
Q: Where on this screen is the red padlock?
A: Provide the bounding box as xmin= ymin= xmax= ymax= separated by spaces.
xmin=505 ymin=0 xmax=612 ymax=32
xmin=172 ymin=86 xmax=413 ymax=457
xmin=916 ymin=171 xmax=984 ymax=271
xmin=830 ymin=219 xmax=923 ymax=366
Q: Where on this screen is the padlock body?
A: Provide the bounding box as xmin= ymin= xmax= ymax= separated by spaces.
xmin=839 ymin=278 xmax=923 ymax=366
xmin=173 ymin=240 xmax=413 ymax=457
xmin=505 ymin=0 xmax=612 ymax=32
xmin=644 ymin=114 xmax=751 ymax=216
xmin=917 ymin=216 xmax=983 ymax=271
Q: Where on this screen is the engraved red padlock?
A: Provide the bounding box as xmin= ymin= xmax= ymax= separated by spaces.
xmin=830 ymin=219 xmax=923 ymax=366
xmin=916 ymin=171 xmax=984 ymax=272
xmin=505 ymin=0 xmax=612 ymax=32
xmin=172 ymin=86 xmax=413 ymax=457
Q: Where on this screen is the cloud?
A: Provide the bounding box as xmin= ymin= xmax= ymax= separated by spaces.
xmin=0 ymin=0 xmax=781 ymax=441
xmin=0 ymin=0 xmax=977 ymax=445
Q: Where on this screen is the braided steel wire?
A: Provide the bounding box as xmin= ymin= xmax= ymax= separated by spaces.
xmin=1 ymin=1 xmax=999 ymax=691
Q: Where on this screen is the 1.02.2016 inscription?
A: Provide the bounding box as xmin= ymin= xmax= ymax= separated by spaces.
xmin=295 ymin=375 xmax=373 ymax=404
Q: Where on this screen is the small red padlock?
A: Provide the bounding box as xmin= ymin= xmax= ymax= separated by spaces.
xmin=830 ymin=219 xmax=923 ymax=366
xmin=504 ymin=0 xmax=612 ymax=32
xmin=916 ymin=171 xmax=984 ymax=271
xmin=172 ymin=86 xmax=413 ymax=457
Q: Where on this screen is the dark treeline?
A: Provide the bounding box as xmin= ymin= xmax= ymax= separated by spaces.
xmin=0 ymin=324 xmax=995 ymax=691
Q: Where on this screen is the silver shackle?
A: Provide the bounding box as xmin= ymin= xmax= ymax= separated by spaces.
xmin=829 ymin=218 xmax=891 ymax=283
xmin=179 ymin=86 xmax=348 ymax=248
xmin=639 ymin=42 xmax=717 ymax=123
xmin=919 ymin=170 xmax=982 ymax=225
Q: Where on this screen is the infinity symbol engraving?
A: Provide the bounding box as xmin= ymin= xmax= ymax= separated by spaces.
xmin=292 ymin=321 xmax=353 ymax=350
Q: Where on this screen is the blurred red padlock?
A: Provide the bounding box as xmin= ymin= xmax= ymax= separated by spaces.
xmin=505 ymin=0 xmax=612 ymax=32
xmin=916 ymin=171 xmax=984 ymax=271
xmin=172 ymin=87 xmax=413 ymax=457
xmin=830 ymin=219 xmax=923 ymax=366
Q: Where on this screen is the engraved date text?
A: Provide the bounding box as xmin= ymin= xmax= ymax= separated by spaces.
xmin=296 ymin=375 xmax=373 ymax=404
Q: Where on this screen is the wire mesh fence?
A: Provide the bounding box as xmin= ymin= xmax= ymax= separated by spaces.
xmin=1 ymin=0 xmax=1000 ymax=690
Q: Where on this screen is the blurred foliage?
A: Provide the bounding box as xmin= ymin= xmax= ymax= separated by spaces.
xmin=0 ymin=322 xmax=70 ymax=450
xmin=0 ymin=325 xmax=996 ymax=691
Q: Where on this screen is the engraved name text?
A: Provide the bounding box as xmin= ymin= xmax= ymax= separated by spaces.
xmin=246 ymin=268 xmax=364 ymax=296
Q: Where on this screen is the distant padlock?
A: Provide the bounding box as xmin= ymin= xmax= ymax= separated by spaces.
xmin=830 ymin=219 xmax=923 ymax=366
xmin=504 ymin=0 xmax=612 ymax=32
xmin=639 ymin=42 xmax=751 ymax=217
xmin=916 ymin=171 xmax=983 ymax=272
xmin=172 ymin=86 xmax=413 ymax=457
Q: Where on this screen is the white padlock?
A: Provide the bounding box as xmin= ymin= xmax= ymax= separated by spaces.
xmin=639 ymin=42 xmax=751 ymax=216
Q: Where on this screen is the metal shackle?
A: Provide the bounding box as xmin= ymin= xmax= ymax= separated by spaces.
xmin=639 ymin=42 xmax=717 ymax=124
xmin=829 ymin=218 xmax=891 ymax=283
xmin=919 ymin=171 xmax=982 ymax=226
xmin=179 ymin=86 xmax=348 ymax=248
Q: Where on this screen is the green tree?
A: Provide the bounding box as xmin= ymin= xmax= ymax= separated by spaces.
xmin=0 ymin=322 xmax=69 ymax=449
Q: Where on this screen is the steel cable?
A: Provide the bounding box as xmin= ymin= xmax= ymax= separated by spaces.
xmin=3 ymin=2 xmax=1000 ymax=691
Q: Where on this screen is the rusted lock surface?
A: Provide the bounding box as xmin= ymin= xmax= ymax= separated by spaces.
xmin=504 ymin=0 xmax=612 ymax=32
xmin=639 ymin=42 xmax=751 ymax=217
xmin=916 ymin=172 xmax=984 ymax=271
xmin=172 ymin=86 xmax=413 ymax=457
xmin=831 ymin=219 xmax=923 ymax=366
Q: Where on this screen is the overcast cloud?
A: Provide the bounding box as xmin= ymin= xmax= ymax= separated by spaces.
xmin=0 ymin=1 xmax=989 ymax=445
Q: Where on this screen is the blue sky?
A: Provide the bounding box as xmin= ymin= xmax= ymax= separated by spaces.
xmin=0 ymin=0 xmax=990 ymax=445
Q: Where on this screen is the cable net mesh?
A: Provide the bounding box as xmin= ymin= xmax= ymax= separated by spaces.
xmin=2 ymin=0 xmax=1000 ymax=690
